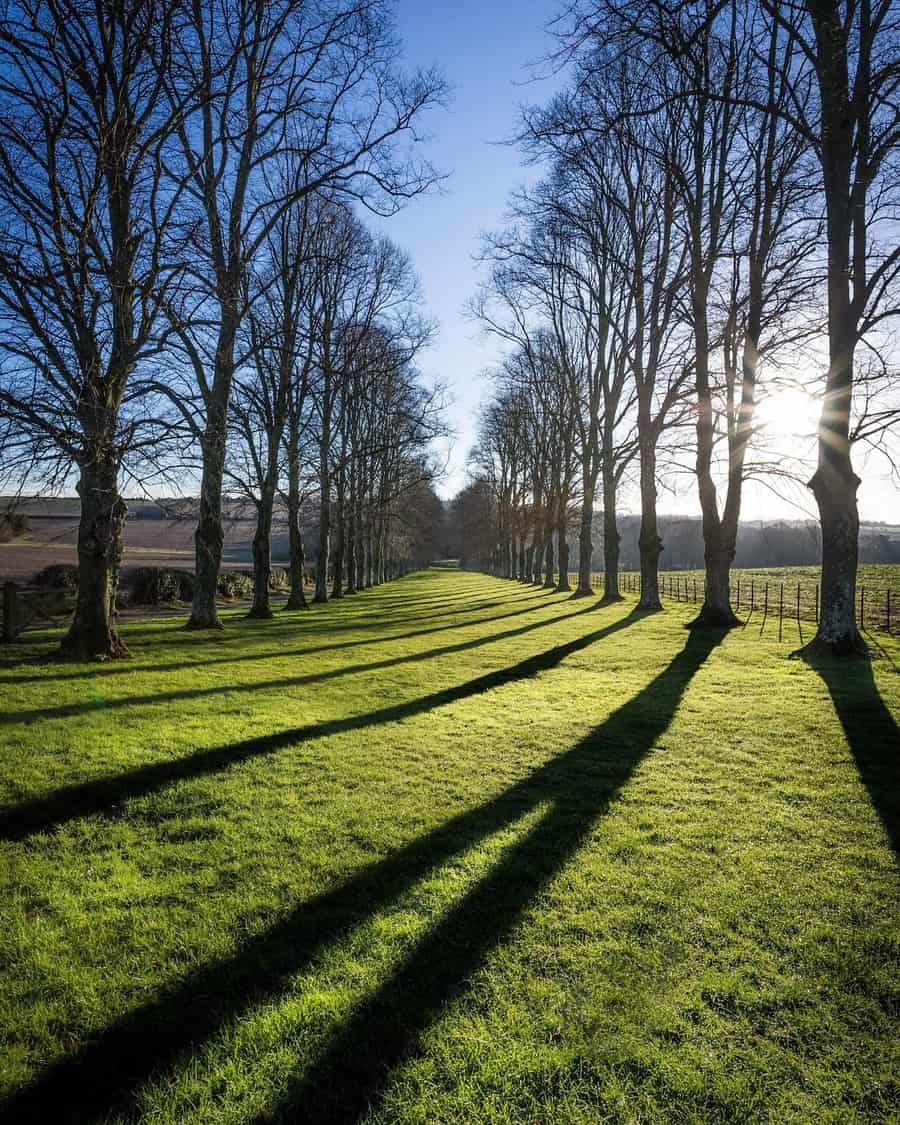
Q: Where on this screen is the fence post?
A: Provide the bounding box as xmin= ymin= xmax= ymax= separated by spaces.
xmin=2 ymin=581 xmax=16 ymax=644
xmin=860 ymin=586 xmax=865 ymax=630
xmin=737 ymin=578 xmax=741 ymax=610
xmin=779 ymin=582 xmax=784 ymax=642
xmin=751 ymin=580 xmax=755 ymax=611
xmin=814 ymin=583 xmax=819 ymax=623
xmin=888 ymin=589 xmax=891 ymax=634
xmin=796 ymin=582 xmax=802 ymax=643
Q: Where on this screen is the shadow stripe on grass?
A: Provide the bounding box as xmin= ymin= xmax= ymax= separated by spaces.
xmin=0 ymin=599 xmax=592 ymax=727
xmin=0 ymin=608 xmax=633 ymax=843
xmin=0 ymin=592 xmax=557 ymax=687
xmin=2 ymin=624 xmax=719 ymax=1125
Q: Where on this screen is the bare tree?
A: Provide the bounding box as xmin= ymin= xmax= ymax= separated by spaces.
xmin=763 ymin=0 xmax=900 ymax=656
xmin=304 ymin=209 xmax=428 ymax=602
xmin=528 ymin=62 xmax=693 ymax=611
xmin=0 ymin=0 xmax=186 ymax=659
xmin=228 ymin=194 xmax=318 ymax=617
xmin=574 ymin=0 xmax=819 ymax=626
xmin=160 ymin=0 xmax=446 ymax=628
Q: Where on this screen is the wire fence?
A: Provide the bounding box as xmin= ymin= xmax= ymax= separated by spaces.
xmin=597 ymin=570 xmax=899 ymax=639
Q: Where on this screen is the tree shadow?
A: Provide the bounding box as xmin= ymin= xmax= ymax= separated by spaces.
xmin=0 ymin=607 xmax=630 ymax=842
xmin=0 ymin=596 xmax=558 ymax=688
xmin=4 ymin=587 xmax=504 ymax=674
xmin=268 ymin=628 xmax=723 ymax=1123
xmin=1 ymin=602 xmax=599 ymax=728
xmin=813 ymin=657 xmax=900 ymax=855
xmin=2 ymin=626 xmax=720 ymax=1124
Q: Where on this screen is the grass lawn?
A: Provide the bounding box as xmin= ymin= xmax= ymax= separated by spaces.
xmin=1 ymin=568 xmax=898 ymax=1124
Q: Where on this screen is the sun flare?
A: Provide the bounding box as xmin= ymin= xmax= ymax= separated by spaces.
xmin=755 ymin=387 xmax=820 ymax=441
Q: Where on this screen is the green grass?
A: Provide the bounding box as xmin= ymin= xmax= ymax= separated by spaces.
xmin=1 ymin=568 xmax=898 ymax=1124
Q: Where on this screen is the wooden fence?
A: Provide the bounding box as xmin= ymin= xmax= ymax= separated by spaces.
xmin=605 ymin=572 xmax=898 ymax=638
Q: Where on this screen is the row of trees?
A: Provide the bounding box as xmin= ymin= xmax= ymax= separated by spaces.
xmin=467 ymin=0 xmax=899 ymax=658
xmin=0 ymin=0 xmax=448 ymax=659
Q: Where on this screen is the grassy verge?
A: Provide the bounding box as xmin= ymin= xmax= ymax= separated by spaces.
xmin=1 ymin=569 xmax=898 ymax=1123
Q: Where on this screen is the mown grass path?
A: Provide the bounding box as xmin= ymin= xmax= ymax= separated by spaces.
xmin=1 ymin=568 xmax=898 ymax=1123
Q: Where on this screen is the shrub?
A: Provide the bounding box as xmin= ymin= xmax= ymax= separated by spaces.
xmin=0 ymin=511 xmax=28 ymax=540
xmin=34 ymin=563 xmax=79 ymax=590
xmin=20 ymin=588 xmax=73 ymax=624
xmin=131 ymin=567 xmax=193 ymax=605
xmin=216 ymin=570 xmax=253 ymax=599
xmin=269 ymin=567 xmax=289 ymax=591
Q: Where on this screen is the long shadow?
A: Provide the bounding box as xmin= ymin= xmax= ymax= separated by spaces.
xmin=273 ymin=632 xmax=723 ymax=1124
xmin=814 ymin=658 xmax=900 ymax=855
xmin=118 ymin=593 xmax=521 ymax=639
xmin=0 ymin=588 xmax=524 ymax=673
xmin=0 ymin=602 xmax=598 ymax=727
xmin=0 ymin=609 xmax=635 ymax=843
xmin=0 ymin=596 xmax=559 ymax=688
xmin=1 ymin=625 xmax=719 ymax=1124
xmin=327 ymin=586 xmax=540 ymax=615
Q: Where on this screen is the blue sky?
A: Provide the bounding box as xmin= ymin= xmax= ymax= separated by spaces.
xmin=374 ymin=0 xmax=565 ymax=498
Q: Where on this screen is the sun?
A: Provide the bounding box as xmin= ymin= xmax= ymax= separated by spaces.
xmin=755 ymin=386 xmax=820 ymax=441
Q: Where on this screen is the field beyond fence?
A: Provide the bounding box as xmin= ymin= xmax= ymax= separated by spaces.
xmin=585 ymin=565 xmax=900 ymax=639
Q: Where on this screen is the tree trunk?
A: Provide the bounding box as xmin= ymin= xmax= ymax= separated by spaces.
xmin=314 ymin=462 xmax=330 ymax=604
xmin=687 ymin=521 xmax=741 ymax=628
xmin=331 ymin=485 xmax=345 ymax=599
xmin=365 ymin=518 xmax=374 ymax=588
xmin=688 ymin=280 xmax=741 ymax=629
xmin=345 ymin=505 xmax=357 ymax=595
xmin=556 ymin=516 xmax=571 ymax=592
xmin=247 ymin=487 xmax=274 ymax=619
xmin=575 ymin=489 xmax=595 ymax=597
xmin=356 ymin=518 xmax=366 ymax=591
xmin=690 ymin=546 xmax=737 ymax=628
xmin=189 ymin=303 xmax=237 ymax=629
xmin=600 ymin=454 xmax=622 ymax=602
xmin=188 ymin=425 xmax=226 ymax=629
xmin=542 ymin=521 xmax=555 ymax=589
xmin=803 ymin=462 xmax=864 ymax=655
xmin=375 ymin=515 xmax=385 ymax=584
xmin=637 ymin=430 xmax=663 ymax=611
xmin=60 ymin=454 xmax=129 ymax=660
xmin=285 ymin=442 xmax=308 ymax=611
xmin=286 ymin=523 xmax=308 ymax=611
xmin=793 ymin=14 xmax=865 ymax=658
